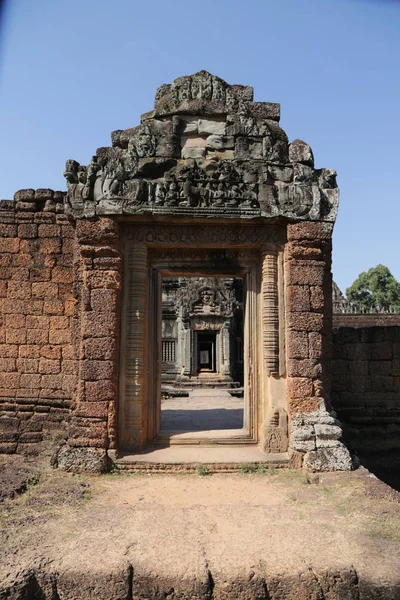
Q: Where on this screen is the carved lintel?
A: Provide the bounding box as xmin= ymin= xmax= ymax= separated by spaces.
xmin=262 ymin=249 xmax=279 ymax=376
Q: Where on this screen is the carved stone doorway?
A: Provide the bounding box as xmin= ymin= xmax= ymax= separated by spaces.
xmin=118 ymin=222 xmax=288 ymax=454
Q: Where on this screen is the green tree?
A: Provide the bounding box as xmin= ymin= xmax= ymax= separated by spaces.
xmin=346 ymin=265 xmax=400 ymax=312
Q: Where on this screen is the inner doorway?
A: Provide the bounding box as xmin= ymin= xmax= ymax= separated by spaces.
xmin=159 ymin=275 xmax=245 ymax=439
xmin=197 ymin=332 xmax=216 ymax=373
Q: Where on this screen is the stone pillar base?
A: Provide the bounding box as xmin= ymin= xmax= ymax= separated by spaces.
xmin=290 ymin=411 xmax=352 ymax=471
xmin=55 ymin=445 xmax=111 ymax=474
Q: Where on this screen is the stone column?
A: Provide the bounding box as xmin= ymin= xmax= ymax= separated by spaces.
xmin=58 ymin=217 xmax=122 ymax=472
xmin=261 ymin=248 xmax=288 ymax=453
xmin=120 ymin=242 xmax=148 ymax=451
xmin=285 ymin=222 xmax=351 ymax=470
xmin=182 ymin=326 xmax=191 ymax=377
xmin=221 ymin=325 xmax=230 ymax=376
xmin=261 ymin=249 xmax=279 ymax=376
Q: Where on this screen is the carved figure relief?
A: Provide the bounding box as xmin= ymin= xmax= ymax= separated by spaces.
xmin=64 ymin=70 xmax=339 ymax=223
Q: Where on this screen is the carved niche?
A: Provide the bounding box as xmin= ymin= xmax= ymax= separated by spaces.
xmin=64 ymin=71 xmax=339 ymax=223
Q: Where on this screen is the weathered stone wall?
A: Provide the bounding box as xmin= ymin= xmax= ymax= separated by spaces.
xmin=62 ymin=218 xmax=121 ymax=465
xmin=0 ymin=190 xmax=76 ymax=454
xmin=332 ymin=324 xmax=400 ymax=484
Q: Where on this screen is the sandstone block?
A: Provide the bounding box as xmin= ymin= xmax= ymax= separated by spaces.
xmin=62 ymin=375 xmax=76 ymax=393
xmin=235 ymin=137 xmax=263 ymax=159
xmin=0 ymin=373 xmax=20 ymax=389
xmin=309 ymin=332 xmax=323 ymax=358
xmin=181 ymin=136 xmax=206 ymax=148
xmin=83 ymin=338 xmax=117 ymax=361
xmin=40 ymin=345 xmax=62 ymax=360
xmin=198 ymin=118 xmax=226 ymax=135
xmin=0 ymin=238 xmax=20 ymax=253
xmin=6 ymin=329 xmax=27 ymax=344
xmin=76 ymin=402 xmax=109 ymax=419
xmin=85 ymin=270 xmax=120 ymax=290
xmin=0 ymin=442 xmax=18 ymax=453
xmin=286 ymin=285 xmax=311 ymax=312
xmin=181 ymin=146 xmax=206 ymax=159
xmin=40 ymin=374 xmax=63 ymax=389
xmin=85 ymin=380 xmax=116 ymax=402
xmin=206 ymin=135 xmax=234 ymax=150
xmin=19 ymin=431 xmax=43 ymax=443
xmin=287 ymin=313 xmax=324 ymax=333
xmin=6 ymin=314 xmax=26 ymax=329
xmin=82 ymin=312 xmax=117 ymax=338
xmin=0 ymin=344 xmax=19 ymax=358
xmin=289 ymin=397 xmax=322 ymax=413
xmin=38 ymin=224 xmax=60 ymax=237
xmin=206 ymin=150 xmax=235 ymax=160
xmin=26 ymin=315 xmax=49 ymax=329
xmin=314 ymin=424 xmax=342 ymax=440
xmin=0 ymin=431 xmax=19 ymax=442
xmin=27 ymin=329 xmax=48 ymax=344
xmin=7 ymin=281 xmax=31 ymax=300
xmin=49 ymin=329 xmax=71 ymax=345
xmin=39 ymin=238 xmax=61 ymax=254
xmin=90 ymin=289 xmax=118 ymax=313
xmin=310 ymin=286 xmax=324 ymax=312
xmin=62 ymin=345 xmax=75 ymax=360
xmin=30 ymin=268 xmax=52 ymax=282
xmin=61 ymin=360 xmax=77 ymax=375
xmin=56 ymin=446 xmax=109 ymax=473
xmin=289 ymin=139 xmax=314 ymax=166
xmin=288 ymin=377 xmax=313 ymax=398
xmin=0 ymin=416 xmax=20 ymax=431
xmin=287 ymin=222 xmax=333 ymax=242
xmin=286 ymin=261 xmax=325 ymax=287
xmin=17 ymin=358 xmax=39 ymax=373
xmin=52 ymin=267 xmax=73 ymax=284
xmin=20 ymin=374 xmax=41 ymax=389
xmin=18 ymin=224 xmax=37 ymax=239
xmin=32 ymin=282 xmax=58 ymax=299
xmin=81 ymin=360 xmax=114 ymax=381
xmin=0 ymin=224 xmax=17 ymax=237
xmin=303 ymin=443 xmax=352 ymax=472
xmin=39 ymin=358 xmax=60 ymax=374
xmin=50 ymin=316 xmax=69 ymax=330
xmin=288 ymin=358 xmax=322 ymax=378
xmin=285 ymin=242 xmax=324 ymax=261
xmin=287 ymin=331 xmax=309 ymax=359
xmin=0 ymin=357 xmax=16 ymax=372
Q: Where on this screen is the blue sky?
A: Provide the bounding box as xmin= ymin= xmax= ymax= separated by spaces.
xmin=0 ymin=0 xmax=399 ymax=293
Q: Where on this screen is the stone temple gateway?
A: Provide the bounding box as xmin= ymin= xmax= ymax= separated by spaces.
xmin=0 ymin=71 xmax=352 ymax=471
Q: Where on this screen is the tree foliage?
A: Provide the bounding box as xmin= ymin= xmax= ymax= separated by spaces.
xmin=346 ymin=265 xmax=400 ymax=312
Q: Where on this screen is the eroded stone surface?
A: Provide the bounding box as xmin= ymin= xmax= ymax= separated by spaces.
xmin=63 ymin=71 xmax=339 ymax=223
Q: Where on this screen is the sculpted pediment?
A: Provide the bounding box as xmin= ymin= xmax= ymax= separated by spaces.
xmin=64 ymin=71 xmax=338 ymax=223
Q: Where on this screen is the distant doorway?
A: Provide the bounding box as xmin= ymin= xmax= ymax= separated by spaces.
xmin=197 ymin=331 xmax=216 ymax=373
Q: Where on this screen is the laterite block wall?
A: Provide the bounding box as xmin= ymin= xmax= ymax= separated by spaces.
xmin=0 ymin=189 xmax=77 ymax=454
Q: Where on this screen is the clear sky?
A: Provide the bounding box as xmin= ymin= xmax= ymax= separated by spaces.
xmin=0 ymin=0 xmax=399 ymax=294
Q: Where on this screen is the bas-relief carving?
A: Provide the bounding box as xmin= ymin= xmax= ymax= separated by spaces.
xmin=263 ymin=408 xmax=288 ymax=453
xmin=127 ymin=224 xmax=282 ymax=246
xmin=64 ymin=71 xmax=339 ymax=224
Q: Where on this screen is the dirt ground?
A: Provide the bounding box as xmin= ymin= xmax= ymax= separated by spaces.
xmin=1 ymin=454 xmax=400 ymax=599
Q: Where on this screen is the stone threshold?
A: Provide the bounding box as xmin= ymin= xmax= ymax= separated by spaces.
xmin=113 ymin=446 xmax=292 ymax=472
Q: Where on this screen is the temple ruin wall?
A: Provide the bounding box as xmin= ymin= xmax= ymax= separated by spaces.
xmin=0 ymin=191 xmax=76 ymax=454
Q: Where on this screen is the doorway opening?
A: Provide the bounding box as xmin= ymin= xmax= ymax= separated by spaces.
xmin=159 ymin=276 xmax=245 ymax=439
xmin=197 ymin=331 xmax=216 ymax=373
